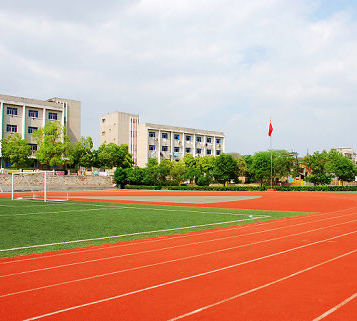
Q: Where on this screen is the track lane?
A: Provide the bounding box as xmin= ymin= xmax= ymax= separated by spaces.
xmin=173 ymin=247 xmax=357 ymax=320
xmin=1 ymin=211 xmax=357 ymax=296
xmin=1 ymin=219 xmax=357 ymax=320
xmin=16 ymin=229 xmax=357 ymax=321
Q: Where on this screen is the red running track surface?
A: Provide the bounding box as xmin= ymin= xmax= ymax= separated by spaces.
xmin=1 ymin=191 xmax=357 ymax=320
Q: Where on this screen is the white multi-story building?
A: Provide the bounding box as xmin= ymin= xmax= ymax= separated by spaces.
xmin=100 ymin=112 xmax=225 ymax=167
xmin=0 ymin=94 xmax=81 ymax=165
xmin=334 ymin=147 xmax=357 ymax=163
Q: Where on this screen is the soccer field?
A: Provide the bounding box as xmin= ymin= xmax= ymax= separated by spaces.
xmin=0 ymin=198 xmax=308 ymax=258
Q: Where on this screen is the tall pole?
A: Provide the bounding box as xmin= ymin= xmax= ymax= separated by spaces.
xmin=270 ymin=135 xmax=273 ymax=188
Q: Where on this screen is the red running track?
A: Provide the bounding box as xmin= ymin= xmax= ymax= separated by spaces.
xmin=1 ymin=192 xmax=357 ymax=320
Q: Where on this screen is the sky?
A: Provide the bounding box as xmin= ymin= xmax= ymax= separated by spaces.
xmin=1 ymin=0 xmax=357 ymax=156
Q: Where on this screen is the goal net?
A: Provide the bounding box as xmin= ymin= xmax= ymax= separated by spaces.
xmin=11 ymin=171 xmax=69 ymax=202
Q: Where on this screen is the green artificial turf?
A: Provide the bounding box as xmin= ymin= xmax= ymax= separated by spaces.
xmin=0 ymin=198 xmax=310 ymax=258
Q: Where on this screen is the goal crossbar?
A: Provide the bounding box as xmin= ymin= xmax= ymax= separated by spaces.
xmin=11 ymin=171 xmax=69 ymax=202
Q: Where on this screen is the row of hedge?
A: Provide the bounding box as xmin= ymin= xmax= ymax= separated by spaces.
xmin=123 ymin=185 xmax=357 ymax=192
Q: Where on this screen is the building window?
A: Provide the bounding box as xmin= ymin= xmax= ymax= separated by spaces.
xmin=5 ymin=161 xmax=13 ymax=167
xmin=174 ymin=134 xmax=180 ymax=140
xmin=102 ymin=118 xmax=106 ymax=123
xmin=149 ymin=131 xmax=156 ymax=138
xmin=216 ymin=138 xmax=221 ymax=144
xmin=196 ymin=148 xmax=202 ymax=154
xmin=149 ymin=145 xmax=156 ymax=151
xmin=6 ymin=124 xmax=17 ymax=132
xmin=6 ymin=107 xmax=18 ymax=116
xmin=28 ymin=126 xmax=38 ymax=134
xmin=28 ymin=110 xmax=39 ymax=118
xmin=186 ymin=148 xmax=191 ymax=153
xmin=102 ymin=131 xmax=105 ymax=136
xmin=216 ymin=150 xmax=221 ymax=155
xmin=206 ymin=137 xmax=212 ymax=143
xmin=185 ymin=135 xmax=191 ymax=141
xmin=48 ymin=112 xmax=58 ymax=120
xmin=207 ymin=149 xmax=212 ymax=155
xmin=196 ymin=136 xmax=202 ymax=143
xmin=162 ymin=133 xmax=168 ymax=139
xmin=29 ymin=144 xmax=37 ymax=152
xmin=174 ymin=147 xmax=180 ymax=153
xmin=162 ymin=146 xmax=168 ymax=152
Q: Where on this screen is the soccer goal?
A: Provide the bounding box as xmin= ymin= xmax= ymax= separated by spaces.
xmin=11 ymin=171 xmax=69 ymax=202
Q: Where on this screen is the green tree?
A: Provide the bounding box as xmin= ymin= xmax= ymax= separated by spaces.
xmin=33 ymin=121 xmax=73 ymax=167
xmin=113 ymin=167 xmax=132 ymax=188
xmin=326 ymin=150 xmax=357 ymax=185
xmin=170 ymin=160 xmax=187 ymax=184
xmin=142 ymin=158 xmax=160 ymax=185
xmin=73 ymin=136 xmax=94 ymax=168
xmin=183 ymin=154 xmax=200 ymax=183
xmin=97 ymin=143 xmax=133 ymax=169
xmin=302 ymin=151 xmax=332 ymax=185
xmin=250 ymin=152 xmax=271 ymax=186
xmin=1 ymin=133 xmax=31 ymax=168
xmin=157 ymin=159 xmax=171 ymax=185
xmin=273 ymin=150 xmax=300 ymax=183
xmin=243 ymin=154 xmax=254 ymax=182
xmin=127 ymin=167 xmax=146 ymax=185
xmin=212 ymin=153 xmax=239 ymax=185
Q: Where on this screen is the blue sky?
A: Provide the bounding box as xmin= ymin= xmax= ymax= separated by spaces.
xmin=1 ymin=0 xmax=357 ymax=156
xmin=310 ymin=0 xmax=357 ymax=20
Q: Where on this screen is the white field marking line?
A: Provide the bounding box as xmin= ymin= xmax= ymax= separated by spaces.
xmin=0 ymin=224 xmax=254 ymax=265
xmin=78 ymin=202 xmax=357 ymax=224
xmin=0 ymin=216 xmax=264 ymax=253
xmin=1 ymin=204 xmax=356 ymax=266
xmin=3 ymin=217 xmax=357 ymax=297
xmin=2 ymin=208 xmax=357 ymax=267
xmin=313 ymin=292 xmax=357 ymax=321
xmin=169 ymin=248 xmax=357 ymax=321
xmin=2 ymin=216 xmax=357 ymax=280
xmin=23 ymin=231 xmax=357 ymax=321
xmin=0 ymin=203 xmax=269 ymax=218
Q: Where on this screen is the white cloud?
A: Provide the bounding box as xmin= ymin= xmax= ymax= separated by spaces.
xmin=0 ymin=0 xmax=356 ymax=155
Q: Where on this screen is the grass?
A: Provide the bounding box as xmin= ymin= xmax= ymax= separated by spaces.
xmin=0 ymin=198 xmax=310 ymax=258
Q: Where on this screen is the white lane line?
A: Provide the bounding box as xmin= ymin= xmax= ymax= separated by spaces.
xmin=0 ymin=217 xmax=264 ymax=253
xmin=0 ymin=202 xmax=269 ymax=218
xmin=169 ymin=249 xmax=357 ymax=320
xmin=313 ymin=292 xmax=357 ymax=321
xmin=0 ymin=224 xmax=253 ymax=265
xmin=23 ymin=232 xmax=357 ymax=321
xmin=3 ymin=218 xmax=357 ymax=297
xmin=1 ymin=205 xmax=355 ymax=265
xmin=1 ymin=209 xmax=356 ymax=270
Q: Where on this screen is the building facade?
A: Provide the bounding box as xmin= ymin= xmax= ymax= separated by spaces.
xmin=0 ymin=94 xmax=81 ymax=163
xmin=100 ymin=112 xmax=225 ymax=167
xmin=334 ymin=147 xmax=357 ymax=164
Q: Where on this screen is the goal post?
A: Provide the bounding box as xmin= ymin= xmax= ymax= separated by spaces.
xmin=11 ymin=171 xmax=69 ymax=202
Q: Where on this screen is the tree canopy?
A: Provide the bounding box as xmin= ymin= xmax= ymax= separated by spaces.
xmin=33 ymin=121 xmax=73 ymax=167
xmin=326 ymin=150 xmax=357 ymax=185
xmin=302 ymin=151 xmax=332 ymax=185
xmin=1 ymin=133 xmax=31 ymax=168
xmin=73 ymin=136 xmax=94 ymax=168
xmin=97 ymin=143 xmax=133 ymax=169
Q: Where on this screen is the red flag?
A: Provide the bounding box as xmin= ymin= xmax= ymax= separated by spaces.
xmin=268 ymin=121 xmax=273 ymax=137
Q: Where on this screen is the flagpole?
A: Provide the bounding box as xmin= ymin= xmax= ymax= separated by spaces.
xmin=268 ymin=119 xmax=273 ymax=189
xmin=270 ymin=135 xmax=273 ymax=188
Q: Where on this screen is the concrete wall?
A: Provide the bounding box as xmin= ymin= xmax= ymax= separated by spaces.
xmin=0 ymin=174 xmax=114 ymax=192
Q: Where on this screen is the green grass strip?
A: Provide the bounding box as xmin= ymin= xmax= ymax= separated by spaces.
xmin=0 ymin=198 xmax=309 ymax=258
